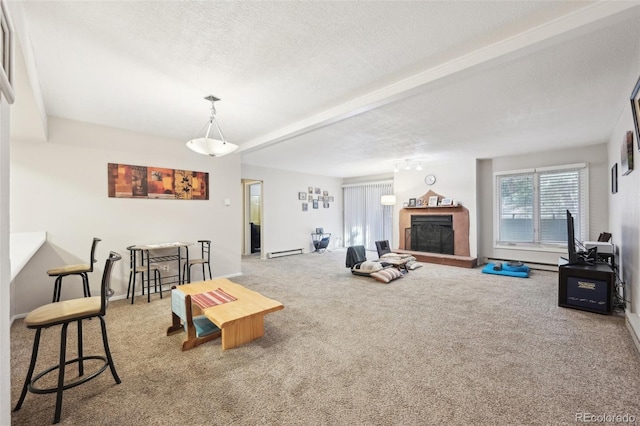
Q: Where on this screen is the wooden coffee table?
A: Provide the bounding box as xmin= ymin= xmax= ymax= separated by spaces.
xmin=166 ymin=278 xmax=284 ymax=350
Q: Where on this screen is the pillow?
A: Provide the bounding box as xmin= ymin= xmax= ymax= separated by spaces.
xmin=355 ymin=261 xmax=383 ymax=273
xmin=370 ymin=268 xmax=403 ymax=283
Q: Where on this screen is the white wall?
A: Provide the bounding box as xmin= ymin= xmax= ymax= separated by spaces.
xmin=1 ymin=93 xmax=12 ymax=426
xmin=392 ymin=157 xmax=478 ymax=257
xmin=479 ymin=144 xmax=609 ymax=266
xmin=10 ymin=116 xmax=242 ymax=317
xmin=607 ymin=95 xmax=640 ymax=335
xmin=241 ymin=164 xmax=343 ymax=256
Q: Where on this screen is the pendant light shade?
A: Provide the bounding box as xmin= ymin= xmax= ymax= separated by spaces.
xmin=186 ymin=95 xmax=238 ymax=157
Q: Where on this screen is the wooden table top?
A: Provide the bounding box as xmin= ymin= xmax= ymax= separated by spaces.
xmin=175 ymin=278 xmax=284 ymax=328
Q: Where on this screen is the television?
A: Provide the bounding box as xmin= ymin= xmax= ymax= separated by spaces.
xmin=565 ymin=209 xmax=596 ymax=265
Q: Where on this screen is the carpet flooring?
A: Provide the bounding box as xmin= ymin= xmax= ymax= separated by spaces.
xmin=10 ymin=249 xmax=640 ymax=425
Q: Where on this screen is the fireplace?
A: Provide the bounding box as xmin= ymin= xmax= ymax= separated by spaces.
xmin=411 ymin=215 xmax=454 ymax=254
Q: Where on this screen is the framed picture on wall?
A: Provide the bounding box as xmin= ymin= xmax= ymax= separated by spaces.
xmin=621 ymin=131 xmax=634 ymax=176
xmin=611 ymin=163 xmax=618 ymax=194
xmin=298 ymin=191 xmax=307 ymax=200
xmin=631 ymin=75 xmax=640 ymax=147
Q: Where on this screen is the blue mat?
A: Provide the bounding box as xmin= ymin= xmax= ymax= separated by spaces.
xmin=482 ymin=262 xmax=530 ymax=278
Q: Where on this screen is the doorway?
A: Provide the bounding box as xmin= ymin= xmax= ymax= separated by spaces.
xmin=243 ymin=180 xmax=263 ymax=257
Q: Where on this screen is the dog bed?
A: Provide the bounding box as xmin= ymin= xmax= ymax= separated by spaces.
xmin=481 ymin=262 xmax=530 ymax=278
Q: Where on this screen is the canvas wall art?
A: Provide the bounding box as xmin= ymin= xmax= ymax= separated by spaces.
xmin=108 ymin=163 xmax=209 ymax=200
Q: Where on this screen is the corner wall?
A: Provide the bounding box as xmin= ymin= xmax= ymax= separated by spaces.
xmin=607 ymin=92 xmax=640 ymax=340
xmin=10 ymin=116 xmax=242 ymax=317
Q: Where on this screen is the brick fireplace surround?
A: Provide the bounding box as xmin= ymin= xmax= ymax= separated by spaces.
xmin=397 ymin=191 xmax=477 ymax=268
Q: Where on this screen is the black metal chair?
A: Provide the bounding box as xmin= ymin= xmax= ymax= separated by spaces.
xmin=126 ymin=245 xmax=163 ymax=304
xmin=375 ymin=240 xmax=392 ymax=258
xmin=47 ymin=237 xmax=101 ymax=302
xmin=14 ymin=251 xmax=122 ymax=424
xmin=183 ymin=240 xmax=212 ymax=283
xmin=312 ymin=233 xmax=331 ymax=253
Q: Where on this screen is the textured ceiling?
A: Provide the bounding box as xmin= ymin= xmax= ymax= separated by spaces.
xmin=11 ymin=1 xmax=640 ymax=177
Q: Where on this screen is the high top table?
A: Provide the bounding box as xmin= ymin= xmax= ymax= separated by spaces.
xmin=167 ymin=278 xmax=284 ymax=350
xmin=131 ymin=241 xmax=194 ymax=291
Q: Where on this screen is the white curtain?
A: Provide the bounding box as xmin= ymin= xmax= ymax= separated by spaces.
xmin=343 ymin=182 xmax=393 ymax=251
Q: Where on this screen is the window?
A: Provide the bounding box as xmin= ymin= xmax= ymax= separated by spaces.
xmin=343 ymin=181 xmax=393 ymax=250
xmin=496 ymin=164 xmax=588 ymax=246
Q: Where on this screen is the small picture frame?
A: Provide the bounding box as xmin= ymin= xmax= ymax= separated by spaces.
xmin=408 ymin=198 xmax=416 ymax=207
xmin=428 ymin=196 xmax=438 ymax=207
xmin=631 ymin=75 xmax=640 ymax=148
xmin=611 ymin=163 xmax=618 ymax=194
xmin=621 ymin=131 xmax=634 ymax=176
xmin=302 ymin=203 xmax=308 ymax=211
xmin=323 ymin=190 xmax=329 ymax=196
xmin=440 ymin=198 xmax=453 ymax=206
xmin=323 ymin=202 xmax=329 ymax=208
xmin=308 ymin=186 xmax=313 ymax=194
xmin=316 ymin=227 xmax=324 ymax=234
xmin=328 ymin=196 xmax=334 ymax=202
xmin=403 ymin=202 xmax=409 ymax=208
xmin=416 ymin=198 xmax=423 ymax=207
xmin=313 ymin=199 xmax=319 ymax=209
xmin=298 ymin=192 xmax=307 ymax=200
xmin=308 ymin=195 xmax=313 ymax=202
xmin=315 ymin=188 xmax=321 ymax=194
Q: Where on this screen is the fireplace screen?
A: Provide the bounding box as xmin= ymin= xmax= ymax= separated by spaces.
xmin=410 ymin=215 xmax=454 ymax=255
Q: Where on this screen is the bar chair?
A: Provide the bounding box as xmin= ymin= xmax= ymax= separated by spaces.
xmin=14 ymin=251 xmax=122 ymax=424
xmin=48 ymin=237 xmax=101 ymax=302
xmin=183 ymin=240 xmax=212 ymax=283
xmin=126 ymin=245 xmax=163 ymax=304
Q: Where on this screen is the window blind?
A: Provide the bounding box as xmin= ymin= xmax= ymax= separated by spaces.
xmin=343 ymin=182 xmax=393 ymax=250
xmin=496 ymin=164 xmax=588 ymax=245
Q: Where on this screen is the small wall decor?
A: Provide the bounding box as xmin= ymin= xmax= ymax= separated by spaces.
xmin=313 ymin=199 xmax=319 ymax=209
xmin=302 ymin=203 xmax=308 ymax=211
xmin=298 ymin=192 xmax=307 ymax=200
xmin=108 ymin=163 xmax=209 ymax=200
xmin=631 ymin=75 xmax=640 ymax=147
xmin=611 ymin=163 xmax=618 ymax=194
xmin=621 ymin=131 xmax=634 ymax=176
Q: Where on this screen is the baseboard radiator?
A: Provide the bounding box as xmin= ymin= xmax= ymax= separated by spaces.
xmin=267 ymin=248 xmax=304 ymax=259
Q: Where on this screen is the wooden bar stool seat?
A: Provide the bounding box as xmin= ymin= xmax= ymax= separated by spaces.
xmin=48 ymin=237 xmax=100 ymax=302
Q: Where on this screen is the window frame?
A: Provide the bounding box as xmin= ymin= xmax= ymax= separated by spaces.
xmin=493 ymin=163 xmax=589 ymax=251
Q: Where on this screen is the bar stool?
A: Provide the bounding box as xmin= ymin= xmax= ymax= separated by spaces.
xmin=126 ymin=245 xmax=163 ymax=304
xmin=48 ymin=237 xmax=100 ymax=302
xmin=14 ymin=252 xmax=122 ymax=424
xmin=183 ymin=240 xmax=212 ymax=283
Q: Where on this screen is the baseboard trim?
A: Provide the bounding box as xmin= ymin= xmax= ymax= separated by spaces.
xmin=626 ymin=312 xmax=640 ymax=355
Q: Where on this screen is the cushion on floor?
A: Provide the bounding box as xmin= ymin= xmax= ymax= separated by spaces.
xmin=481 ymin=262 xmax=530 ymax=278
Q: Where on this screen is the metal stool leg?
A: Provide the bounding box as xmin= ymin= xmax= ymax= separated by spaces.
xmin=53 ymin=322 xmax=70 ymax=424
xmin=99 ymin=316 xmax=121 ymax=384
xmin=52 ymin=276 xmax=63 ymax=303
xmin=207 ymin=262 xmax=212 ymax=280
xmin=13 ymin=328 xmax=42 ymax=412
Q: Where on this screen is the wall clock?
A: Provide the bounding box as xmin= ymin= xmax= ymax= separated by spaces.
xmin=425 ymin=174 xmax=436 ymax=185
